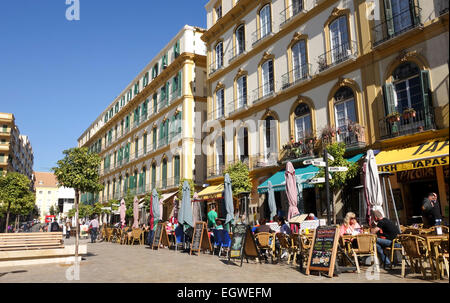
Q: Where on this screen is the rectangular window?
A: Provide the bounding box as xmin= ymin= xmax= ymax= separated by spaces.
xmin=173 ymin=40 xmax=180 ymax=59
xmin=237 ymin=75 xmax=247 ymax=108
xmin=2 ymin=125 xmax=7 ymax=133
xmin=262 ymin=59 xmax=274 ymax=97
xmin=162 ymin=54 xmax=168 ymax=69
xmin=174 ymin=155 xmax=180 ymax=185
xmin=143 ymin=133 xmax=147 ymax=154
xmin=216 ymin=89 xmax=224 ymax=118
xmin=153 ymin=129 xmax=157 ymax=151
xmin=143 ymin=72 xmax=149 ymax=87
xmin=135 ymin=138 xmax=139 ymax=159
xmin=134 ymin=82 xmax=140 ymax=96
xmin=152 ymin=64 xmax=159 ymax=79
xmin=142 ymin=99 xmax=148 ymax=119
xmin=115 ymin=102 xmax=119 ymax=114
xmin=153 ymin=94 xmax=158 ymax=113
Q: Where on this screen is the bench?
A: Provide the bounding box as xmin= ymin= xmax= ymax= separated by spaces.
xmin=0 ymin=232 xmax=64 ymax=251
xmin=0 ymin=232 xmax=87 ymax=267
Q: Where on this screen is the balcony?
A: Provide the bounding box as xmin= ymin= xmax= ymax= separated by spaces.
xmin=208 ymin=164 xmax=225 ymax=178
xmin=279 ymin=136 xmax=318 ymax=164
xmin=317 ymin=41 xmax=358 ymax=73
xmin=281 ymin=63 xmax=312 ymax=90
xmin=207 ymin=106 xmax=226 ymax=121
xmin=251 ymin=153 xmax=278 ymax=169
xmin=227 ymin=96 xmax=248 ymax=116
xmin=209 ymin=59 xmax=224 ymax=76
xmin=372 ymin=5 xmax=422 ymax=47
xmin=228 ymin=46 xmax=246 ymax=64
xmin=169 ymin=88 xmax=182 ymax=103
xmin=280 ymin=2 xmax=307 ymax=27
xmin=251 ymin=22 xmax=274 ymax=47
xmin=251 ymin=83 xmax=275 ymax=105
xmin=336 ymin=123 xmax=366 ymax=151
xmin=378 ymin=107 xmax=435 ymax=140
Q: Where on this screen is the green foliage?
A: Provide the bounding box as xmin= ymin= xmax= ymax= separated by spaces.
xmin=0 ymin=172 xmax=36 ymax=218
xmin=177 ymin=178 xmax=195 ymax=200
xmin=68 ymin=208 xmax=76 ymax=219
xmin=314 ymin=142 xmax=360 ymax=190
xmin=224 ymin=161 xmax=252 ymax=196
xmin=78 ymin=203 xmax=93 ymax=218
xmin=49 ymin=205 xmax=57 ymax=216
xmin=52 ymin=147 xmax=104 ymax=195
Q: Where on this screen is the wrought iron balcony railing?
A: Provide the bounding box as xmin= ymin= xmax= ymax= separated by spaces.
xmin=228 ymin=45 xmax=246 ymax=64
xmin=227 ymin=96 xmax=248 ymax=116
xmin=251 ymin=83 xmax=275 ymax=105
xmin=280 ymin=2 xmax=307 ymax=26
xmin=281 ymin=63 xmax=312 ymax=90
xmin=372 ymin=5 xmax=422 ymax=47
xmin=317 ymin=41 xmax=358 ymax=73
xmin=378 ymin=107 xmax=435 ymax=140
xmin=251 ymin=22 xmax=275 ymax=46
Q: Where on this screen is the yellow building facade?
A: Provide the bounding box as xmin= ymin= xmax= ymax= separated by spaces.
xmin=77 ymin=26 xmax=208 ymax=218
xmin=202 ymin=0 xmax=449 ymax=223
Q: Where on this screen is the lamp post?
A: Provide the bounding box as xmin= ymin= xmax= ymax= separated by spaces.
xmin=324 ymin=148 xmax=331 ymax=225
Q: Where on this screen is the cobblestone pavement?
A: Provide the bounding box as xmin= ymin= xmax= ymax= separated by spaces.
xmin=0 ymin=238 xmax=447 ymax=283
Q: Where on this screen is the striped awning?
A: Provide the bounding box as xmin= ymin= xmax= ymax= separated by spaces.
xmin=377 ymin=137 xmax=449 ymax=172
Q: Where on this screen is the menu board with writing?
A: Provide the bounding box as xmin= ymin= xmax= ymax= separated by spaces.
xmin=306 ymin=226 xmax=339 ymax=277
xmin=228 ymin=224 xmax=260 ymax=267
xmin=190 ymin=222 xmax=211 ymax=255
xmin=152 ymin=223 xmax=163 ymax=249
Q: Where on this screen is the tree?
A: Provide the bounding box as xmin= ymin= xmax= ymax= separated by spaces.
xmin=52 ymin=147 xmax=103 ymax=259
xmin=224 ymin=161 xmax=252 ymax=196
xmin=49 ymin=205 xmax=57 ymax=216
xmin=0 ymin=172 xmax=35 ymax=233
xmin=177 ymin=178 xmax=194 ymax=200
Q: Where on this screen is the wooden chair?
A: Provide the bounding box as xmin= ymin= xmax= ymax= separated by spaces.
xmin=255 ymin=232 xmax=275 ymax=263
xmin=429 ymin=225 xmax=450 ymax=234
xmin=128 ymin=228 xmax=144 ymax=245
xmin=383 ymin=236 xmax=403 ymax=269
xmin=398 ymin=234 xmax=429 ymax=279
xmin=275 ymin=233 xmax=292 ymax=263
xmin=297 ymin=234 xmax=312 ymax=270
xmin=403 ymin=228 xmax=420 ymax=235
xmin=437 ymin=237 xmax=449 ymax=278
xmin=350 ymin=234 xmax=380 ymax=274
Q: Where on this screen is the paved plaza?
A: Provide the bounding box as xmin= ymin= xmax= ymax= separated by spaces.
xmin=0 ymin=238 xmax=447 ymax=283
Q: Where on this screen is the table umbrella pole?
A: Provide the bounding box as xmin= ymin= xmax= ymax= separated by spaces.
xmin=324 ymin=148 xmax=331 ymax=226
xmin=386 ymin=176 xmax=401 ymax=232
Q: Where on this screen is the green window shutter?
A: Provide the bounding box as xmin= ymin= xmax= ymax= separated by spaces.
xmin=135 ymin=138 xmax=139 ymax=158
xmin=143 ymin=133 xmax=147 ymax=154
xmin=153 ymin=129 xmax=157 ymax=150
xmin=165 ymin=120 xmax=169 ymax=145
xmin=152 ymin=166 xmax=156 ymax=189
xmin=383 ymin=0 xmax=394 ymax=36
xmin=382 ymin=83 xmax=397 ymax=115
xmin=174 ymin=156 xmax=180 ymax=184
xmin=162 ymin=160 xmax=167 ymax=186
xmin=420 ymin=70 xmax=432 ymax=128
xmin=125 ymin=115 xmax=129 ymax=129
xmin=162 ymin=54 xmax=167 ymax=69
xmin=178 ymin=71 xmax=182 ymax=96
xmin=166 ymin=81 xmax=170 ymax=103
xmin=153 ymin=94 xmax=158 ymax=113
xmin=177 ymin=112 xmax=182 ymax=134
xmin=143 ymin=100 xmax=148 ymax=118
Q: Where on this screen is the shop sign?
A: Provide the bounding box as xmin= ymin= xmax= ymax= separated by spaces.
xmin=397 ymin=167 xmax=436 ymax=183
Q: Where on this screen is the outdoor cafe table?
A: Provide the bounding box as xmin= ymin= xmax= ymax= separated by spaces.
xmin=422 ymin=233 xmax=449 ymax=280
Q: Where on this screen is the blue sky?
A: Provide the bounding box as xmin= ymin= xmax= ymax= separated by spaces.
xmin=0 ymin=0 xmax=206 ymax=172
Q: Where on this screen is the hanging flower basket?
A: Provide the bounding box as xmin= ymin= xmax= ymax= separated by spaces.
xmin=402 ymin=108 xmax=416 ymax=119
xmin=386 ymin=112 xmax=401 ymax=123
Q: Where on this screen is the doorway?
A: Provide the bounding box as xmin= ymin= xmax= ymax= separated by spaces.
xmin=405 ymin=180 xmax=439 ymax=218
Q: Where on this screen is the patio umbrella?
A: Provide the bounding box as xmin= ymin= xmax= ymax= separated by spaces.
xmin=192 ymin=192 xmax=201 ymax=224
xmin=285 ymin=161 xmax=299 ymax=221
xmin=178 ymin=180 xmax=194 ymax=232
xmin=364 ymin=149 xmax=385 ymax=224
xmin=224 ymin=173 xmax=234 ymax=230
xmin=152 ymin=189 xmax=160 ymax=225
xmin=267 ymin=180 xmax=277 ymax=221
xmin=132 ymin=196 xmax=139 ymax=228
xmin=119 ymin=198 xmax=126 ymax=228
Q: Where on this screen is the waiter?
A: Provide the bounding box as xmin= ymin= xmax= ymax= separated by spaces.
xmin=421 ymin=192 xmax=442 ymax=228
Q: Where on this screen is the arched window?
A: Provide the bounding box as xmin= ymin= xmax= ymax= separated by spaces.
xmin=261 ymin=59 xmax=274 ymax=97
xmin=236 ymin=75 xmax=247 ymax=109
xmin=263 ymin=116 xmax=277 ymax=161
xmin=334 ymin=86 xmax=357 ymax=142
xmin=294 ymin=103 xmax=312 ymax=141
xmin=215 ymin=41 xmax=223 ymax=70
xmin=291 ymin=40 xmax=307 ymax=81
xmin=235 ymin=25 xmax=245 ymax=56
xmin=237 ymin=127 xmax=249 ymax=163
xmin=329 ymin=15 xmax=350 ymax=63
xmin=260 ymin=4 xmax=272 ymax=39
xmin=216 ymin=88 xmax=225 ymax=118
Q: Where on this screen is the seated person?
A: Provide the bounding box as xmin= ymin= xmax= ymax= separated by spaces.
xmin=215 ymin=219 xmax=224 ymax=230
xmin=305 ymin=213 xmax=318 ymax=220
xmin=276 ymin=216 xmax=291 ymax=235
xmin=254 ymin=218 xmax=273 ymax=234
xmin=339 ymin=212 xmax=361 ymax=237
xmin=371 ymin=210 xmax=401 ymax=267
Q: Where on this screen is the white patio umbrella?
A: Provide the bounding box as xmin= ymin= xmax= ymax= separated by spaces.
xmin=364 ymin=149 xmax=385 ymax=223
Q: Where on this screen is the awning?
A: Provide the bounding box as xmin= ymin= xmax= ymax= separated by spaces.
xmin=197 ymin=184 xmax=224 ymax=199
xmin=257 ymin=153 xmax=364 ymax=194
xmin=160 ymin=191 xmax=178 ymax=205
xmin=377 ymin=137 xmax=449 ymax=173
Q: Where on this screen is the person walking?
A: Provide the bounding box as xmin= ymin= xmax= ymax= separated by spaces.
xmin=89 ymin=216 xmax=99 ymax=243
xmin=207 ymin=204 xmax=218 ymax=230
xmin=421 ymin=192 xmax=442 ymax=228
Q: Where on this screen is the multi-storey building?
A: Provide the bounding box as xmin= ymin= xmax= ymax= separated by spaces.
xmin=34 ymin=172 xmax=59 ymax=222
xmin=202 ymin=0 xmax=449 ymax=224
xmin=77 ymin=25 xmax=208 ymax=215
xmin=0 ymin=113 xmax=34 ymax=184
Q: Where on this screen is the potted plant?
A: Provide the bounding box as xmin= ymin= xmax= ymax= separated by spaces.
xmin=386 ymin=112 xmax=401 ymax=123
xmin=402 ymin=108 xmax=416 ymax=119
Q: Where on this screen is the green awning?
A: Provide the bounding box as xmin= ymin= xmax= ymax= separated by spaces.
xmin=257 ymin=154 xmax=363 ymax=194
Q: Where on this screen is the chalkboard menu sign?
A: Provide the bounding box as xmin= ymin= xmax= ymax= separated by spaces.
xmin=152 ymin=222 xmax=170 ymax=250
xmin=190 ymin=222 xmax=211 ymax=255
xmin=228 ymin=224 xmax=260 ymax=267
xmin=306 ymin=226 xmax=339 ymax=277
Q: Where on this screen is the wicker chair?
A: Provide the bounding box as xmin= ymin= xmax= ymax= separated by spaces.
xmin=275 ymin=233 xmax=292 ymax=263
xmin=255 ymin=232 xmax=275 ymax=263
xmin=403 ymin=228 xmax=420 ymax=235
xmin=398 ymin=234 xmax=429 ymax=279
xmin=437 ymin=237 xmax=449 ymax=278
xmin=383 ymin=236 xmax=403 ymax=269
xmin=128 ymin=228 xmax=144 ymax=245
xmin=351 ymin=234 xmax=380 ymax=274
xmin=297 ymin=234 xmax=312 ymax=270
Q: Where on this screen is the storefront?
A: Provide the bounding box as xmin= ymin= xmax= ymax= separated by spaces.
xmin=376 ymin=137 xmax=449 ymax=224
